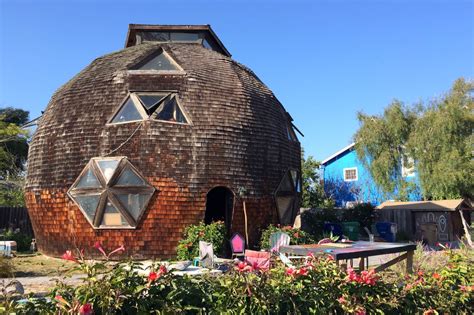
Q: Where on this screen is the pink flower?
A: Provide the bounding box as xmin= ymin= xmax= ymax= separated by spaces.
xmin=355 ymin=307 xmax=367 ymax=315
xmin=108 ymin=244 xmax=125 ymax=257
xmin=337 ymin=296 xmax=347 ymax=304
xmin=235 ymin=261 xmax=253 ymax=273
xmin=286 ymin=267 xmax=296 ymax=276
xmin=62 ymin=250 xmax=78 ymax=263
xmin=158 ymin=264 xmax=167 ymax=275
xmin=148 ymin=271 xmax=158 ymax=281
xmin=298 ymin=267 xmax=308 ymax=276
xmin=79 ymin=303 xmax=93 ymax=315
xmin=93 ymin=241 xmax=107 ymax=257
xmin=460 ymin=285 xmax=474 ymax=292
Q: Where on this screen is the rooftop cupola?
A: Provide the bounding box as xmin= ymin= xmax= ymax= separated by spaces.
xmin=125 ymin=24 xmax=231 ymax=57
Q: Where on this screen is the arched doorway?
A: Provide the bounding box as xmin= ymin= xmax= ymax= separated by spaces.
xmin=205 ymin=186 xmax=234 ymax=232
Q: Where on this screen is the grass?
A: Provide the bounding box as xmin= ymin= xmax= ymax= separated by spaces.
xmin=8 ymin=253 xmax=79 ymax=277
xmin=380 ymin=242 xmax=474 ymax=280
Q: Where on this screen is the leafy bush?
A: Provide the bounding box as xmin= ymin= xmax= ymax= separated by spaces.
xmin=0 ymin=229 xmax=32 ymax=252
xmin=259 ymin=225 xmax=314 ymax=250
xmin=176 ymin=221 xmax=226 ymax=260
xmin=10 ymin=243 xmax=474 ymax=314
xmin=341 ymin=203 xmax=376 ymax=229
xmin=301 ymin=208 xmax=340 ymax=238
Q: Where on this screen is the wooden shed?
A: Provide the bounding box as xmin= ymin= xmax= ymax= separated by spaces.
xmin=25 ymin=24 xmax=302 ymax=258
xmin=376 ymin=199 xmax=473 ymax=245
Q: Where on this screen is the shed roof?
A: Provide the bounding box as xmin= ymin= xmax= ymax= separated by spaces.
xmin=376 ymin=199 xmax=472 ymax=211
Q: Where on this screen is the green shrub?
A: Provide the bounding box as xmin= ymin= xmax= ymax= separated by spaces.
xmin=0 ymin=229 xmax=32 ymax=252
xmin=176 ymin=221 xmax=226 ymax=260
xmin=259 ymin=224 xmax=314 ymax=250
xmin=301 ymin=208 xmax=340 ymax=238
xmin=342 ymin=203 xmax=376 ymax=229
xmin=11 ymin=243 xmax=474 ymax=314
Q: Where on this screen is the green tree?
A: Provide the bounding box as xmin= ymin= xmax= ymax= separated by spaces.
xmin=354 ymin=100 xmax=417 ymax=200
xmin=407 ymin=78 xmax=473 ymax=199
xmin=0 ymin=107 xmax=29 ymax=206
xmin=301 ymin=150 xmax=334 ymax=208
xmin=354 ymin=78 xmax=473 ymax=201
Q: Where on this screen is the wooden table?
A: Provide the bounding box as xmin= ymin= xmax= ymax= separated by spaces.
xmin=279 ymin=241 xmax=416 ymax=274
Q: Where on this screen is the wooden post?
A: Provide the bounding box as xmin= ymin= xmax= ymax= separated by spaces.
xmin=406 ymin=250 xmax=414 ymax=274
xmin=359 ymin=257 xmax=365 ymax=271
xmin=459 ymin=209 xmax=473 ymax=248
xmin=243 ymin=200 xmax=249 ymax=245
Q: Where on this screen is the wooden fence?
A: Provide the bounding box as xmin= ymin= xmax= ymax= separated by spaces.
xmin=0 ymin=207 xmax=34 ymax=237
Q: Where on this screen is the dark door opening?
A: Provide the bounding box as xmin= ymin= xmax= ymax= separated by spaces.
xmin=205 ymin=187 xmax=234 ymax=232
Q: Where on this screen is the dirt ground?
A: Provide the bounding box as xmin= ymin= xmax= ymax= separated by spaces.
xmin=11 ymin=253 xmax=78 ymax=277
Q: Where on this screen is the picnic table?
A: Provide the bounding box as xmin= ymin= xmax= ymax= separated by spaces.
xmin=279 ymin=241 xmax=416 ymax=274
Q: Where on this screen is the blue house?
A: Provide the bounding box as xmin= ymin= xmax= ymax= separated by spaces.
xmin=320 ymin=143 xmax=422 ymax=208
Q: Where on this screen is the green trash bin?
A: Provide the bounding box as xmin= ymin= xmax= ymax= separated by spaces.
xmin=341 ymin=222 xmax=360 ymax=241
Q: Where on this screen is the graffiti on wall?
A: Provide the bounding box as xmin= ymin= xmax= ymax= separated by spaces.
xmin=415 ymin=211 xmax=449 ymax=242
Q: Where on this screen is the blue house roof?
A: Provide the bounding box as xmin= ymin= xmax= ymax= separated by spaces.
xmin=321 ymin=142 xmax=356 ymax=166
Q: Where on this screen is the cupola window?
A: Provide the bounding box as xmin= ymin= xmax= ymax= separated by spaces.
xmin=68 ymin=157 xmax=155 ymax=229
xmin=109 ymin=92 xmax=190 ymax=125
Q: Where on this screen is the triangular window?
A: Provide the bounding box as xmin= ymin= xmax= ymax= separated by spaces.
xmin=111 ymin=97 xmax=143 ymax=123
xmin=101 ymin=200 xmax=130 ymax=227
xmin=109 ymin=93 xmax=189 ymax=125
xmin=137 ymin=93 xmax=169 ymax=112
xmin=154 ymin=96 xmax=186 ymax=123
xmin=74 ymin=194 xmax=101 ymax=223
xmin=135 ymin=51 xmax=179 ymax=71
xmin=116 ymin=193 xmax=153 ymax=220
xmin=76 ymin=168 xmax=101 ymax=188
xmin=115 ymin=166 xmax=146 ymax=186
xmin=96 ymin=159 xmax=120 ymax=183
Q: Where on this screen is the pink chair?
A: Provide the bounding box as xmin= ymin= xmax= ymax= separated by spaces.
xmin=230 ymin=233 xmax=245 ymax=259
xmin=244 ymin=250 xmax=271 ymax=271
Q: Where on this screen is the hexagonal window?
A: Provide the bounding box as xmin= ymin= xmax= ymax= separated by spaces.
xmin=274 ymin=169 xmax=300 ymax=225
xmin=68 ymin=157 xmax=155 ymax=229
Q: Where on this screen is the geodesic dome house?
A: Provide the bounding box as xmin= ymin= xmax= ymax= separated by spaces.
xmin=25 ymin=25 xmax=302 ymax=258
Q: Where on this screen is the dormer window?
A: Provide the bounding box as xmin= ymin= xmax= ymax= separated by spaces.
xmin=109 ymin=92 xmax=190 ymax=125
xmin=287 ymin=124 xmax=298 ymax=141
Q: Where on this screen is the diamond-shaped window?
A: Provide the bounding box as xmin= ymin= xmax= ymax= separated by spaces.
xmin=68 ymin=157 xmax=155 ymax=229
xmin=274 ymin=169 xmax=300 ymax=225
xmin=109 ymin=92 xmax=190 ymax=125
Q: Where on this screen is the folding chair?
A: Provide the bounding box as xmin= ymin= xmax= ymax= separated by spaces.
xmin=199 ymin=241 xmax=214 ymax=269
xmin=230 ymin=232 xmax=245 ymax=259
xmin=269 ymin=232 xmax=290 ymax=253
xmin=244 ymin=250 xmax=271 ymax=271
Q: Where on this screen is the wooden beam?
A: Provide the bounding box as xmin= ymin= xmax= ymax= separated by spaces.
xmin=375 ymin=252 xmax=408 ymax=273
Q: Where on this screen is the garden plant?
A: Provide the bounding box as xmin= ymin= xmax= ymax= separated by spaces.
xmin=3 ymin=241 xmax=472 ymax=314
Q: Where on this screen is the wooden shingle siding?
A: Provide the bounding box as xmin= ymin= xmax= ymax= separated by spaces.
xmin=25 ymin=42 xmax=301 ymax=259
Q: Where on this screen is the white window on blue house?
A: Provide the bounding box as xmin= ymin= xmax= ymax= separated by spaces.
xmin=401 ymin=156 xmax=415 ymax=177
xmin=343 ymin=167 xmax=358 ymax=182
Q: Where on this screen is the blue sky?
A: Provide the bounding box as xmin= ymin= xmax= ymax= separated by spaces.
xmin=0 ymin=0 xmax=472 ymax=160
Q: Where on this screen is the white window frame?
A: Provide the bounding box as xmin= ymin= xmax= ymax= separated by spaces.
xmin=401 ymin=156 xmax=415 ymax=178
xmin=343 ymin=167 xmax=358 ymax=182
